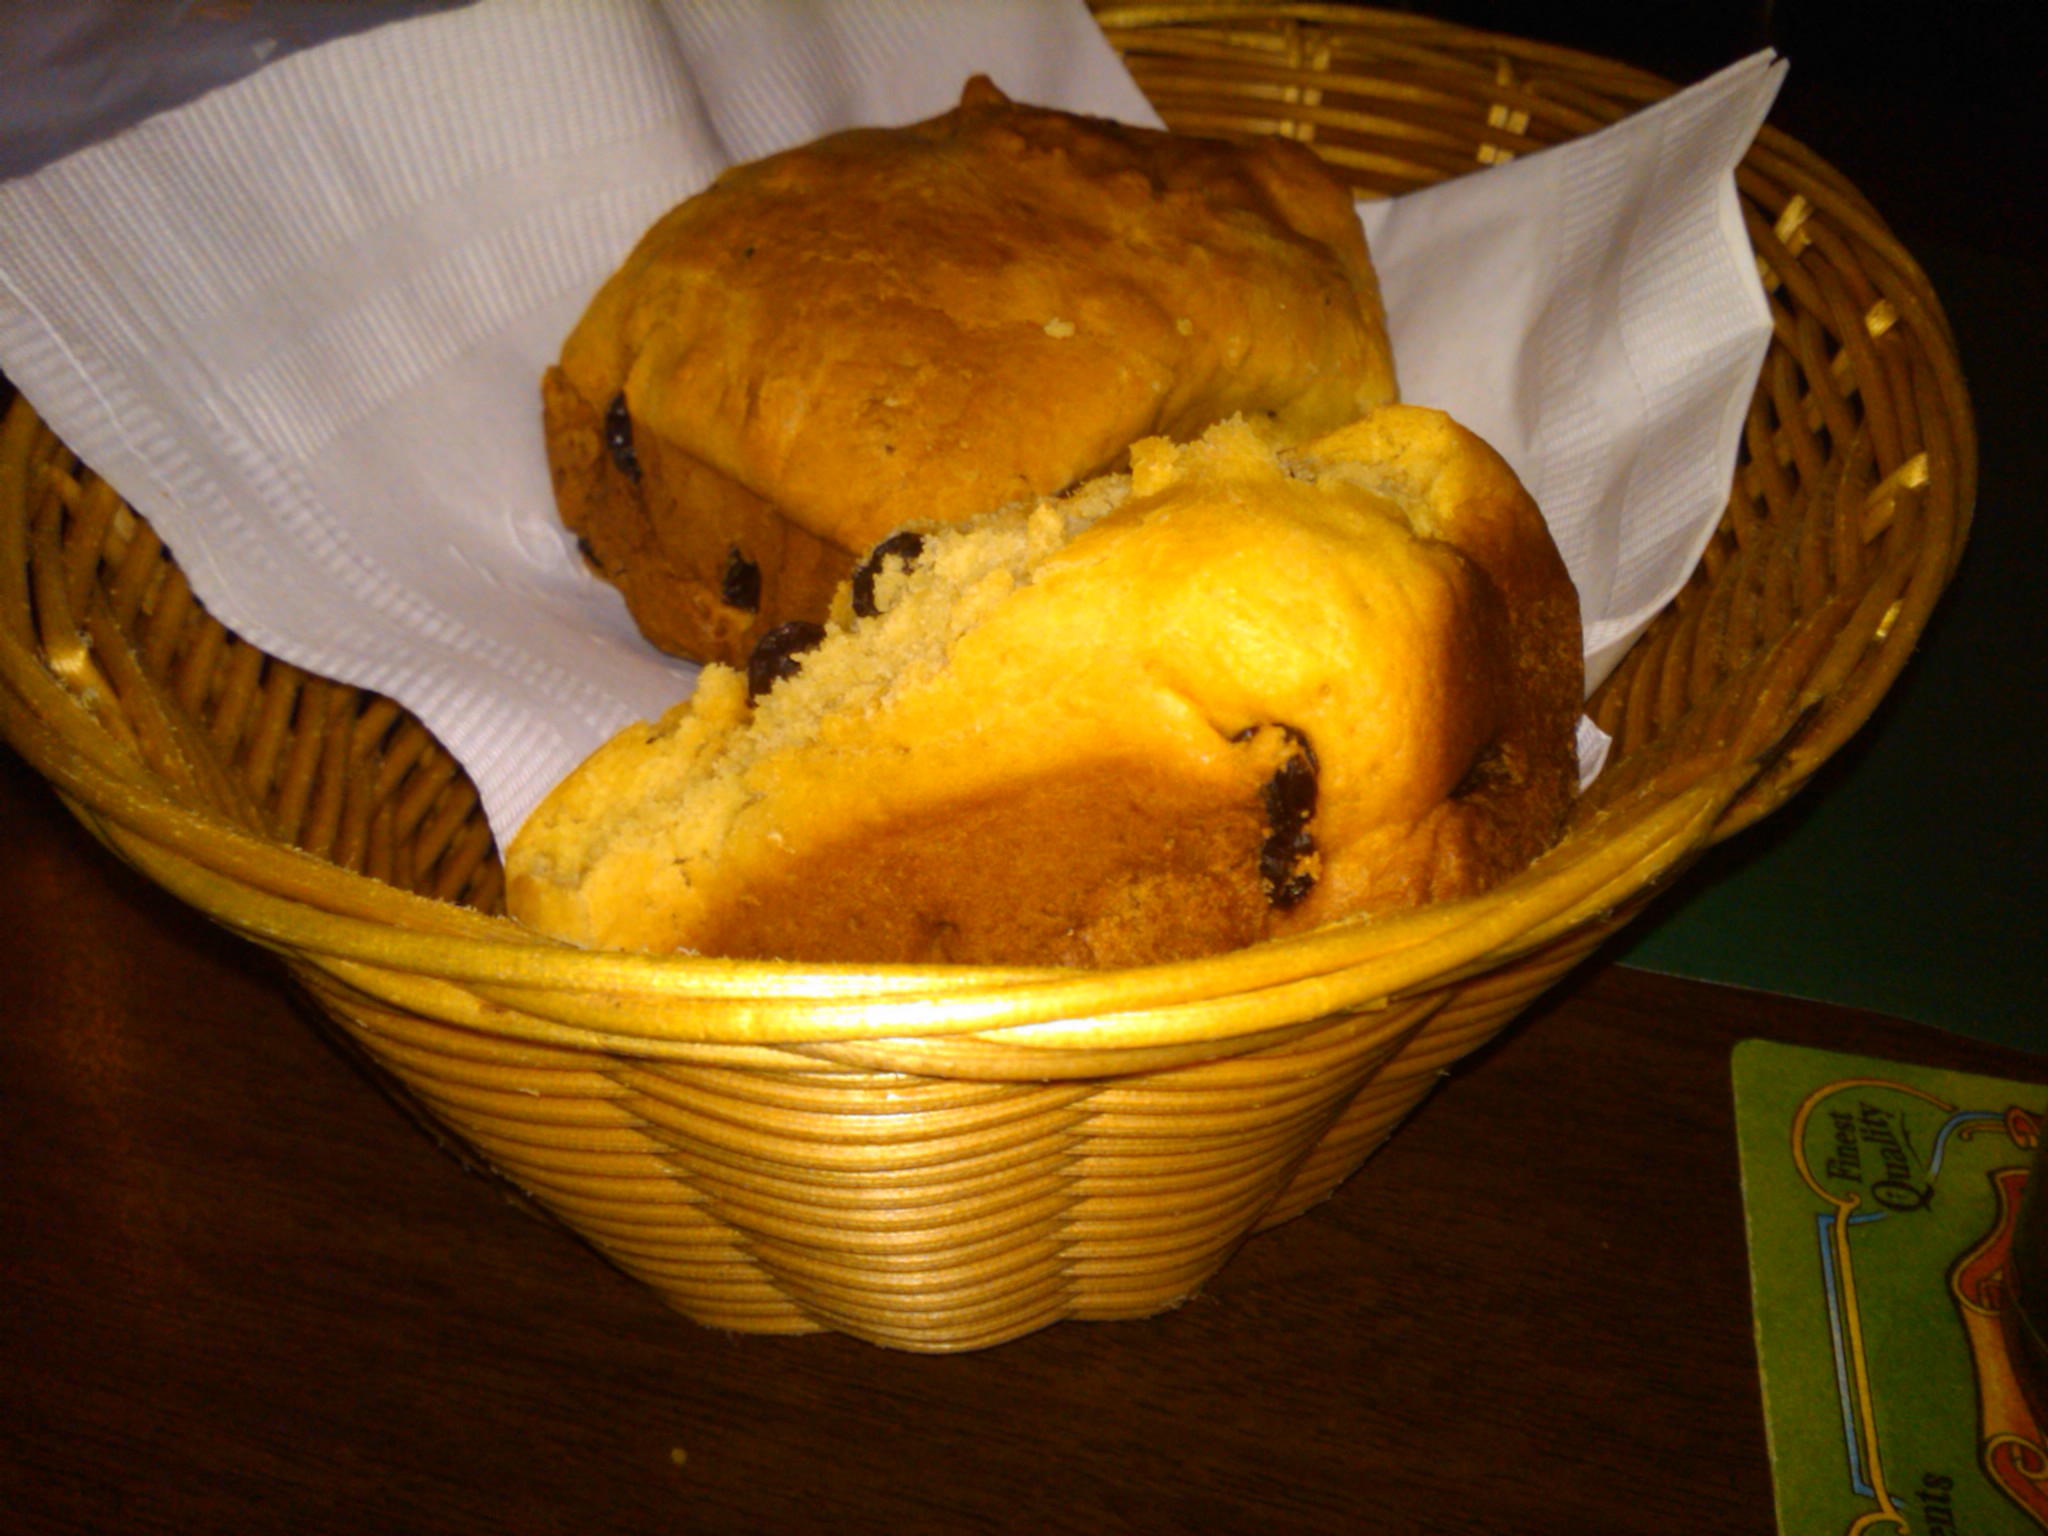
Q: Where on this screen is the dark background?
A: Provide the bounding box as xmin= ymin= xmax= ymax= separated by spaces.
xmin=1420 ymin=0 xmax=2048 ymax=264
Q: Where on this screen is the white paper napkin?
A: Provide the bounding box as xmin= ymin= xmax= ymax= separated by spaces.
xmin=0 ymin=0 xmax=1782 ymax=842
xmin=1359 ymin=50 xmax=1784 ymax=690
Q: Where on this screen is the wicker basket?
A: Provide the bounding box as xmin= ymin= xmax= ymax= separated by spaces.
xmin=0 ymin=5 xmax=1972 ymax=1351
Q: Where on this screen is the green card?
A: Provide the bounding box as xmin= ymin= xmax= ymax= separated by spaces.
xmin=1735 ymin=1041 xmax=2048 ymax=1534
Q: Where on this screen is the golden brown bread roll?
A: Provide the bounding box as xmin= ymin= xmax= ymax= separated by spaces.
xmin=506 ymin=407 xmax=1583 ymax=968
xmin=543 ymin=76 xmax=1397 ymax=666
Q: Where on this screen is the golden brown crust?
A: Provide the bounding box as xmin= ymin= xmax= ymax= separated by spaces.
xmin=544 ymin=368 xmax=851 ymax=659
xmin=508 ymin=408 xmax=1583 ymax=969
xmin=545 ymin=77 xmax=1397 ymax=665
xmin=1270 ymin=410 xmax=1584 ymax=931
xmin=683 ymin=752 xmax=1284 ymax=968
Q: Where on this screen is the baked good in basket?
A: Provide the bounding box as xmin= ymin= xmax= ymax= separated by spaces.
xmin=506 ymin=406 xmax=1583 ymax=967
xmin=542 ymin=76 xmax=1398 ymax=667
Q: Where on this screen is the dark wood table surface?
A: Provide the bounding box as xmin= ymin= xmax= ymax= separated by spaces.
xmin=6 ymin=740 xmax=2043 ymax=1536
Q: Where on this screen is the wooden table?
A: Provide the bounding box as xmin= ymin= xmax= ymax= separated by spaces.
xmin=6 ymin=742 xmax=2041 ymax=1535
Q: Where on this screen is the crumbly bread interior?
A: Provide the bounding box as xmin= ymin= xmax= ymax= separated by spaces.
xmin=507 ymin=409 xmax=1582 ymax=967
xmin=506 ymin=469 xmax=1137 ymax=957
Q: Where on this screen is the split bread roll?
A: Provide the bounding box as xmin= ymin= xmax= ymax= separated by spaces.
xmin=543 ymin=76 xmax=1397 ymax=667
xmin=506 ymin=407 xmax=1584 ymax=969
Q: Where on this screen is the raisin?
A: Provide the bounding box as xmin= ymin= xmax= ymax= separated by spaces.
xmin=1261 ymin=833 xmax=1318 ymax=909
xmin=604 ymin=391 xmax=640 ymax=483
xmin=1261 ymin=750 xmax=1318 ymax=832
xmin=722 ymin=547 xmax=762 ymax=611
xmin=1249 ymin=726 xmax=1319 ymax=909
xmin=746 ymin=620 xmax=826 ymax=700
xmin=851 ymin=530 xmax=925 ymax=618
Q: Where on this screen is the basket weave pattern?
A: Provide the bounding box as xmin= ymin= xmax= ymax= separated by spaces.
xmin=0 ymin=5 xmax=1972 ymax=1350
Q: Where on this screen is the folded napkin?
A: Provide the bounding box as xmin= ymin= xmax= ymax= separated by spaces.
xmin=0 ymin=0 xmax=1783 ymax=841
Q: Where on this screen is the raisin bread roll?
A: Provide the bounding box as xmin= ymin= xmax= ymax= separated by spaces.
xmin=506 ymin=407 xmax=1582 ymax=969
xmin=544 ymin=76 xmax=1397 ymax=667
